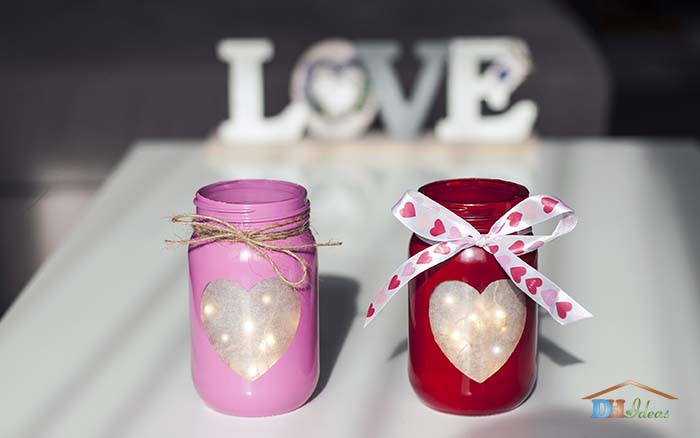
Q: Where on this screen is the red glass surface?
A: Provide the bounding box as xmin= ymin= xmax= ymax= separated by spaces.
xmin=408 ymin=179 xmax=538 ymax=415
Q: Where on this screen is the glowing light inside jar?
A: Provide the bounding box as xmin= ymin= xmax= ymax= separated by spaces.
xmin=203 ymin=304 xmax=215 ymax=316
xmin=242 ymin=320 xmax=254 ymax=334
xmin=247 ymin=365 xmax=258 ymax=378
xmin=239 ymin=248 xmax=252 ymax=262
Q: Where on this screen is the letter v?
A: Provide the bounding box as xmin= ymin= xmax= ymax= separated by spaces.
xmin=356 ymin=41 xmax=446 ymax=139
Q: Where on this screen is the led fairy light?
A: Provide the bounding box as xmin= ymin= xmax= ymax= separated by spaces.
xmin=243 ymin=320 xmax=255 ymax=334
xmin=429 ymin=280 xmax=526 ymax=383
xmin=200 ymin=278 xmax=301 ymax=381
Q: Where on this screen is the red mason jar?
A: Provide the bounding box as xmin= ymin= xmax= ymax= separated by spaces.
xmin=408 ymin=178 xmax=537 ymax=415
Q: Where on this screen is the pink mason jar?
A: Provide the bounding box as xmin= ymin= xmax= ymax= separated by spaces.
xmin=187 ymin=179 xmax=319 ymax=416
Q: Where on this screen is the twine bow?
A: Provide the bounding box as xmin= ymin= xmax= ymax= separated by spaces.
xmin=167 ymin=213 xmax=341 ymax=288
xmin=364 ymin=190 xmax=592 ymax=327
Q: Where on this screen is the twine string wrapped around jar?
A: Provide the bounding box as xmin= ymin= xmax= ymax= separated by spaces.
xmin=167 ymin=212 xmax=341 ymax=288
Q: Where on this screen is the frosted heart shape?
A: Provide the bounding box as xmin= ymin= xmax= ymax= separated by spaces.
xmin=309 ymin=65 xmax=366 ymax=118
xmin=429 ymin=280 xmax=526 ymax=383
xmin=200 ymin=278 xmax=300 ymax=381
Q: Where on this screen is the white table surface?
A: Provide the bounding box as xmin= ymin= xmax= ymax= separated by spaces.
xmin=1 ymin=138 xmax=698 ymax=438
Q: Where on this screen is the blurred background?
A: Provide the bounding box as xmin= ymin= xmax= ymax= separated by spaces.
xmin=1 ymin=0 xmax=699 ymax=316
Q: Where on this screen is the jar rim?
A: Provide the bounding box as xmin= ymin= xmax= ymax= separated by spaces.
xmin=419 ymin=178 xmax=529 ymax=224
xmin=194 ymin=179 xmax=310 ymax=222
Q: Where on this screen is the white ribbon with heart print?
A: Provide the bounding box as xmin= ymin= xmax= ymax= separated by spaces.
xmin=364 ymin=190 xmax=592 ymax=327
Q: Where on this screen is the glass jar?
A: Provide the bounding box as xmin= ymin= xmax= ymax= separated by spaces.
xmin=188 ymin=179 xmax=318 ymax=417
xmin=408 ymin=178 xmax=537 ymax=415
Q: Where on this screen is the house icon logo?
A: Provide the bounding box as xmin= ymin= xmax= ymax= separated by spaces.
xmin=582 ymin=380 xmax=678 ymax=419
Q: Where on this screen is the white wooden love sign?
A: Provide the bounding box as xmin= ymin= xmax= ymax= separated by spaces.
xmin=216 ymin=38 xmax=537 ymax=145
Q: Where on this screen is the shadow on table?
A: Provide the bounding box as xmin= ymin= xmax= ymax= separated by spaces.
xmin=20 ymin=272 xmax=358 ymax=436
xmin=18 ymin=263 xmax=186 ymax=438
xmin=461 ymin=407 xmax=663 ymax=438
xmin=310 ymin=274 xmax=359 ymax=401
xmin=537 ymin=309 xmax=584 ymax=366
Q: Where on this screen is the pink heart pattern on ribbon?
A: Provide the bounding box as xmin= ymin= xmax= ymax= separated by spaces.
xmin=363 ymin=190 xmax=592 ymax=327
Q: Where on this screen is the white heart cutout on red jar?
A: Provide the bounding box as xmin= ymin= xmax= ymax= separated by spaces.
xmin=429 ymin=280 xmax=526 ymax=383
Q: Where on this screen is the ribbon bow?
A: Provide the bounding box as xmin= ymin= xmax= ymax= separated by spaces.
xmin=364 ymin=190 xmax=592 ymax=327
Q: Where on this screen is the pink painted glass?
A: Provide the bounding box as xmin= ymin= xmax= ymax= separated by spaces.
xmin=188 ymin=179 xmax=318 ymax=416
